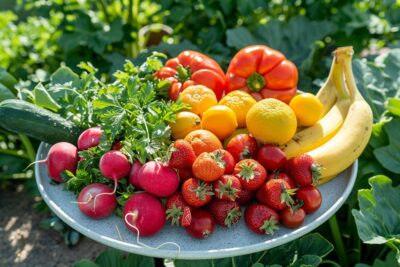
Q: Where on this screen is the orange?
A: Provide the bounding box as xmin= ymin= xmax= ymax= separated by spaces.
xmin=246 ymin=98 xmax=297 ymax=145
xmin=219 ymin=90 xmax=257 ymax=127
xmin=289 ymin=93 xmax=323 ymax=126
xmin=184 ymin=129 xmax=223 ymax=156
xmin=201 ymin=105 xmax=238 ymax=140
xmin=178 ymin=85 xmax=218 ymax=116
xmin=170 ymin=111 xmax=201 ymax=140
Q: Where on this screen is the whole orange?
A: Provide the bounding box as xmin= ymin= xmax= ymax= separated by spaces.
xmin=178 ymin=85 xmax=218 ymax=116
xmin=201 ymin=105 xmax=238 ymax=140
xmin=184 ymin=129 xmax=223 ymax=156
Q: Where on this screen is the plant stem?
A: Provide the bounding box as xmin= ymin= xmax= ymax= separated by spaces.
xmin=0 ymin=149 xmax=30 ymax=160
xmin=329 ymin=215 xmax=349 ymax=267
xmin=126 ymin=0 xmax=140 ymax=58
xmin=19 ymin=134 xmax=36 ymax=162
xmin=254 ymin=250 xmax=268 ymax=264
xmin=97 ymin=0 xmax=111 ymax=24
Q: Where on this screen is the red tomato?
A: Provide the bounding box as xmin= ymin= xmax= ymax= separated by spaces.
xmin=186 ymin=209 xmax=215 ymax=239
xmin=257 ymin=144 xmax=287 ymax=171
xmin=295 ymin=185 xmax=322 ymax=213
xmin=226 ymin=134 xmax=258 ymax=162
xmin=280 ymin=207 xmax=306 ymax=229
xmin=155 ymin=51 xmax=226 ymax=100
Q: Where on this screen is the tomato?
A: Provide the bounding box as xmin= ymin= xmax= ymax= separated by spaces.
xmin=257 ymin=144 xmax=287 ymax=171
xmin=155 ymin=51 xmax=226 ymax=100
xmin=280 ymin=207 xmax=306 ymax=229
xmin=295 ymin=185 xmax=322 ymax=213
xmin=226 ymin=134 xmax=258 ymax=162
xmin=186 ymin=209 xmax=215 ymax=239
xmin=226 ymin=45 xmax=298 ymax=103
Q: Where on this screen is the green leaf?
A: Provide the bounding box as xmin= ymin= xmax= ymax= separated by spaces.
xmin=50 ymin=66 xmax=82 ymax=88
xmin=33 ymin=83 xmax=61 ymax=112
xmin=386 ymin=98 xmax=400 ymax=116
xmin=226 ymin=27 xmax=259 ymax=49
xmin=0 ymin=68 xmax=18 ymax=93
xmin=0 ymin=83 xmax=16 ymax=101
xmin=354 ymin=251 xmax=398 ymax=267
xmin=73 ymin=259 xmax=100 ymax=267
xmin=373 ymin=118 xmax=400 ymax=174
xmin=352 ymin=175 xmax=400 ymax=264
xmin=174 ymin=259 xmax=214 ymax=267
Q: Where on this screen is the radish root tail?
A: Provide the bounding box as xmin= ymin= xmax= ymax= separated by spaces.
xmin=24 ymin=159 xmax=47 ymax=171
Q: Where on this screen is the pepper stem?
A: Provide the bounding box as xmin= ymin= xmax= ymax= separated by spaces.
xmin=247 ymin=73 xmax=266 ymax=92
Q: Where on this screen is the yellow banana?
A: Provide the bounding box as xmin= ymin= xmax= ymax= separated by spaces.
xmin=308 ymin=47 xmax=373 ymax=185
xmin=282 ymin=50 xmax=351 ymax=158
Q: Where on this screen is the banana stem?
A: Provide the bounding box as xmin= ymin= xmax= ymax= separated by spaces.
xmin=329 ymin=215 xmax=349 ymax=267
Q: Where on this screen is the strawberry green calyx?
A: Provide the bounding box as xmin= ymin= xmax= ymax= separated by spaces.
xmin=224 ymin=207 xmax=242 ymax=227
xmin=311 ymin=163 xmax=322 ymax=184
xmin=215 ymin=179 xmax=240 ymax=201
xmin=280 ymin=183 xmax=297 ymax=208
xmin=166 ymin=204 xmax=183 ymax=226
xmin=191 ymin=181 xmax=214 ymax=200
xmin=237 ymin=162 xmax=260 ymax=182
xmin=259 ymin=217 xmax=279 ymax=235
xmin=211 ymin=150 xmax=226 ymax=168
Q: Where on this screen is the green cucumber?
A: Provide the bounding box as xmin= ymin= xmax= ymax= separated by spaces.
xmin=0 ymin=99 xmax=82 ymax=144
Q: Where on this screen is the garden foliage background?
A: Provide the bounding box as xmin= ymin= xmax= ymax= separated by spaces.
xmin=1 ymin=0 xmax=400 ymax=266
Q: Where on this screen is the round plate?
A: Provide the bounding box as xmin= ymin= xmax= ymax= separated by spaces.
xmin=35 ymin=142 xmax=357 ymax=260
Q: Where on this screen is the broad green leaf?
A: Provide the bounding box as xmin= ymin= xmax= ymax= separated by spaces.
xmin=73 ymin=259 xmax=99 ymax=267
xmin=124 ymin=253 xmax=155 ymax=267
xmin=174 ymin=259 xmax=213 ymax=267
xmin=373 ymin=118 xmax=400 ymax=174
xmin=352 ymin=176 xmax=400 ymax=264
xmin=50 ymin=66 xmax=82 ymax=88
xmin=386 ymin=98 xmax=400 ymax=116
xmin=226 ymin=27 xmax=259 ymax=49
xmin=354 ymin=251 xmax=398 ymax=267
xmin=291 ymin=255 xmax=322 ymax=267
xmin=33 ymin=83 xmax=61 ymax=112
xmin=0 ymin=83 xmax=16 ymax=101
xmin=0 ymin=68 xmax=17 ymax=93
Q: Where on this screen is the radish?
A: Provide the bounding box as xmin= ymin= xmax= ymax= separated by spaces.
xmin=39 ymin=142 xmax=78 ymax=182
xmin=128 ymin=160 xmax=143 ymax=190
xmin=123 ymin=192 xmax=166 ymax=236
xmin=77 ymin=127 xmax=102 ymax=150
xmin=138 ymin=161 xmax=179 ymax=197
xmin=77 ymin=183 xmax=117 ymax=219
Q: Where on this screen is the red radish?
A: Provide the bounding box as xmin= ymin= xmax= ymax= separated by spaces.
xmin=41 ymin=142 xmax=78 ymax=182
xmin=123 ymin=192 xmax=166 ymax=236
xmin=77 ymin=127 xmax=102 ymax=150
xmin=77 ymin=183 xmax=117 ymax=219
xmin=138 ymin=161 xmax=179 ymax=197
xmin=128 ymin=160 xmax=143 ymax=190
xmin=186 ymin=209 xmax=215 ymax=239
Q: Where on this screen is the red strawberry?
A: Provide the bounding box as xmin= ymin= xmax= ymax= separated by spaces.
xmin=285 ymin=154 xmax=321 ymax=186
xmin=209 ymin=199 xmax=241 ymax=227
xmin=244 ymin=203 xmax=279 ymax=235
xmin=192 ymin=151 xmax=225 ymax=182
xmin=182 ymin=178 xmax=214 ymax=207
xmin=213 ymin=175 xmax=242 ymax=201
xmin=236 ymin=189 xmax=256 ymax=205
xmin=177 ymin=168 xmax=192 ymax=184
xmin=168 ymin=140 xmax=197 ymax=169
xmin=226 ymin=134 xmax=258 ymax=162
xmin=256 ymin=179 xmax=296 ymax=211
xmin=267 ymin=171 xmax=296 ymax=189
xmin=165 ymin=192 xmax=192 ymax=227
xmin=233 ymin=159 xmax=267 ymax=190
xmin=214 ymin=149 xmax=235 ymax=174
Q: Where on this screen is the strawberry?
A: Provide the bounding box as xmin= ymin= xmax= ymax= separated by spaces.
xmin=165 ymin=192 xmax=192 ymax=227
xmin=214 ymin=149 xmax=235 ymax=174
xmin=213 ymin=175 xmax=242 ymax=201
xmin=168 ymin=140 xmax=197 ymax=169
xmin=226 ymin=134 xmax=258 ymax=162
xmin=177 ymin=168 xmax=192 ymax=184
xmin=233 ymin=159 xmax=267 ymax=190
xmin=192 ymin=151 xmax=225 ymax=182
xmin=267 ymin=171 xmax=296 ymax=189
xmin=182 ymin=178 xmax=214 ymax=207
xmin=285 ymin=154 xmax=321 ymax=186
xmin=236 ymin=189 xmax=256 ymax=205
xmin=244 ymin=203 xmax=279 ymax=235
xmin=256 ymin=179 xmax=296 ymax=211
xmin=208 ymin=199 xmax=241 ymax=227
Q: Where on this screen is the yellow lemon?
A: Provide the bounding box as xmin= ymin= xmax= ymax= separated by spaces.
xmin=170 ymin=111 xmax=201 ymax=140
xmin=219 ymin=90 xmax=257 ymax=127
xmin=201 ymin=105 xmax=238 ymax=140
xmin=246 ymin=98 xmax=297 ymax=145
xmin=289 ymin=93 xmax=324 ymax=126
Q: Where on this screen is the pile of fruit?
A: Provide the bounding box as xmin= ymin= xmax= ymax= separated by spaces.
xmin=0 ymin=46 xmax=372 ymax=240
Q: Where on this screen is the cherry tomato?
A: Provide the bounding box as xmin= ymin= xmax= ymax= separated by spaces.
xmin=267 ymin=171 xmax=296 ymax=189
xmin=226 ymin=134 xmax=258 ymax=162
xmin=295 ymin=185 xmax=322 ymax=213
xmin=256 ymin=144 xmax=287 ymax=171
xmin=280 ymin=207 xmax=306 ymax=229
xmin=186 ymin=209 xmax=215 ymax=239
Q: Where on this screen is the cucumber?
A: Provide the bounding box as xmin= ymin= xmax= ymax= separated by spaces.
xmin=0 ymin=99 xmax=82 ymax=144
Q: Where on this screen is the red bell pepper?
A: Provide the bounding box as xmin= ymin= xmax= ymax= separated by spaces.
xmin=226 ymin=45 xmax=298 ymax=103
xmin=155 ymin=51 xmax=226 ymax=100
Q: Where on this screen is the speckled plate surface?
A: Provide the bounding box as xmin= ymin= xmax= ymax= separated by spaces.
xmin=35 ymin=142 xmax=357 ymax=259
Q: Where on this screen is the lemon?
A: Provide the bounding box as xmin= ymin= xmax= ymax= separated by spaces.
xmin=219 ymin=90 xmax=257 ymax=127
xmin=170 ymin=111 xmax=201 ymax=140
xmin=201 ymin=105 xmax=238 ymax=140
xmin=246 ymin=98 xmax=297 ymax=145
xmin=289 ymin=93 xmax=323 ymax=126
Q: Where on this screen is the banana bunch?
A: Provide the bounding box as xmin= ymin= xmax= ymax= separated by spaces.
xmin=283 ymin=47 xmax=373 ymax=185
